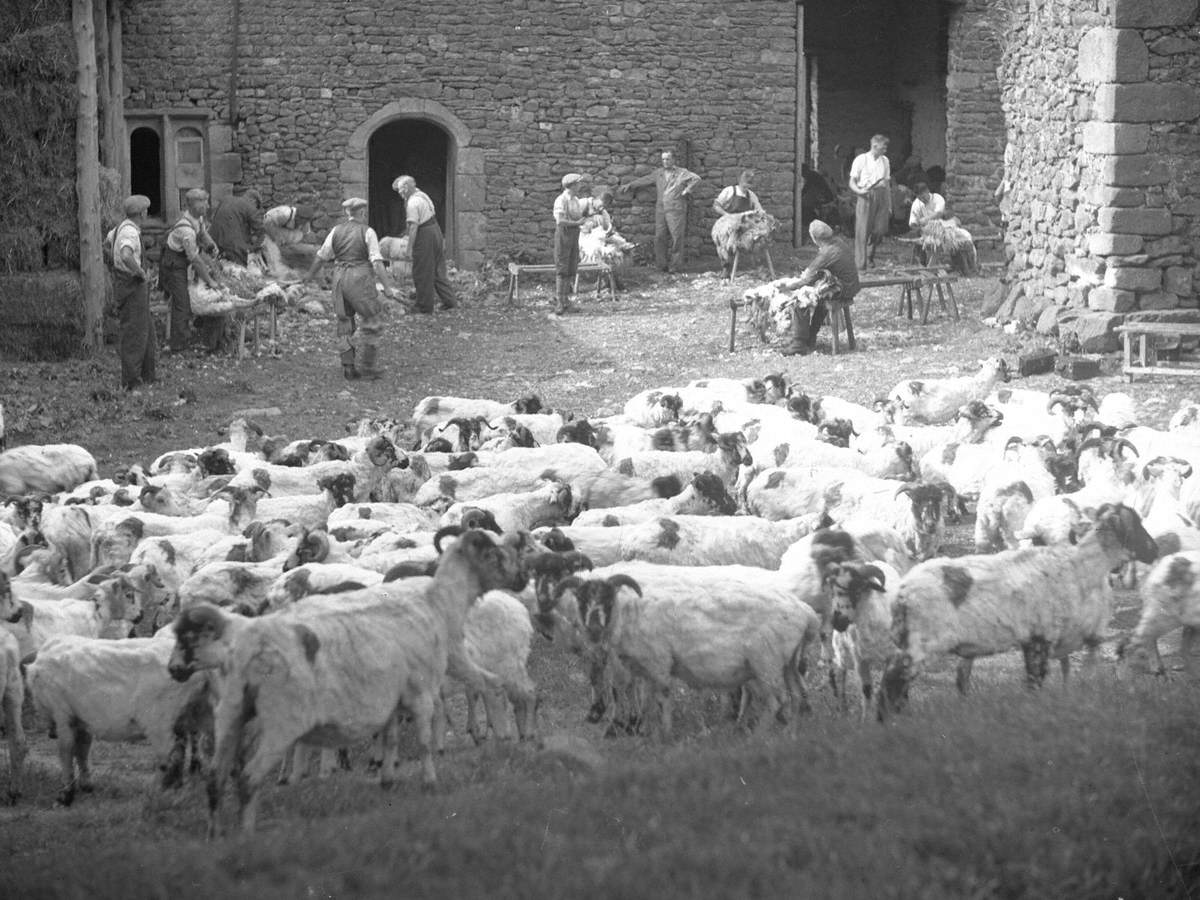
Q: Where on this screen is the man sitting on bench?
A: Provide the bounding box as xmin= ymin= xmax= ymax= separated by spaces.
xmin=782 ymin=220 xmax=860 ymax=356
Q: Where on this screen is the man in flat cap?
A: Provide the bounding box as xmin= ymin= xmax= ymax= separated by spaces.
xmin=107 ymin=194 xmax=156 ymax=391
xmin=551 ymin=172 xmax=592 ymax=315
xmin=209 ymin=186 xmax=264 ymax=267
xmin=391 ymin=175 xmax=458 ymax=314
xmin=618 ymin=149 xmax=700 ymax=274
xmin=301 ymin=197 xmax=398 ymax=380
xmin=160 ymin=187 xmax=221 ymax=353
xmin=782 ymin=219 xmax=860 ymax=356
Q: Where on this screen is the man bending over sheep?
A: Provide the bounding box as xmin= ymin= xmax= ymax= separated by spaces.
xmin=301 ymin=198 xmax=400 ymax=381
xmin=781 ymin=220 xmax=860 ymax=356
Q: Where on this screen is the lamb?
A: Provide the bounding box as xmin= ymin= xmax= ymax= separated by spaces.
xmin=439 ymin=480 xmax=573 ymax=534
xmin=458 ymin=589 xmax=538 ymax=742
xmin=880 ymin=504 xmax=1159 ymax=715
xmin=253 ymin=471 xmax=358 ymax=530
xmin=550 ymin=563 xmax=821 ymax=736
xmin=410 ymin=443 xmax=607 ymax=507
xmin=535 ymin=514 xmax=824 ymax=570
xmin=888 ymin=357 xmax=1011 ymax=425
xmin=21 ymin=572 xmax=145 ymax=654
xmin=610 ymin=431 xmax=752 ymax=488
xmin=411 ymin=393 xmax=546 ymax=441
xmin=167 ymin=527 xmax=529 ymax=836
xmin=0 ymin=443 xmax=99 ymax=497
xmin=773 ymin=439 xmax=918 ymax=481
xmin=1119 ymin=551 xmax=1200 ymax=676
xmin=571 ymin=471 xmax=739 ymax=526
xmin=25 ymin=631 xmax=210 ymax=805
xmin=824 ymin=560 xmax=901 ymax=719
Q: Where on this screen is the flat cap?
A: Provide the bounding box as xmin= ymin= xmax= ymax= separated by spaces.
xmin=185 ymin=188 xmax=209 ymax=202
xmin=809 ymin=219 xmax=834 ymax=240
xmin=342 ymin=197 xmax=368 ymax=211
xmin=122 ymin=194 xmax=151 ymax=216
xmin=561 ymin=173 xmax=583 ymax=188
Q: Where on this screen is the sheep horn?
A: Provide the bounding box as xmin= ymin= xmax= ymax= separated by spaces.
xmin=553 ymin=575 xmax=585 ymax=601
xmin=894 ymin=483 xmax=915 ymax=497
xmin=863 ymin=564 xmax=887 ymax=591
xmin=606 ymin=574 xmax=642 ymax=597
xmin=433 ymin=525 xmax=464 ymax=554
xmin=1114 ymin=438 xmax=1140 ymax=459
xmin=302 ymin=529 xmax=331 ymax=563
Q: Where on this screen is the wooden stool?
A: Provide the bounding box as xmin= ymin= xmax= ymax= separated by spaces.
xmin=826 ymin=299 xmax=856 ymax=355
xmin=730 ymin=246 xmax=775 ymax=281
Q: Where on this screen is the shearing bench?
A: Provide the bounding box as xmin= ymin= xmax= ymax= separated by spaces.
xmin=1115 ymin=321 xmax=1200 ymax=382
xmin=505 ymin=261 xmax=616 ymax=305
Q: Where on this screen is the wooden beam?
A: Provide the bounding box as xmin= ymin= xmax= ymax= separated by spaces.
xmin=794 ymin=2 xmax=806 ymax=248
xmin=94 ymin=0 xmax=112 ymax=168
xmin=73 ymin=0 xmax=104 ymax=352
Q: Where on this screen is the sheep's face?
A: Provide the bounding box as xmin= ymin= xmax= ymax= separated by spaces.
xmin=817 ymin=419 xmax=856 ymax=448
xmin=686 ymin=472 xmax=739 ymax=516
xmin=1094 ymin=504 xmax=1158 ymax=565
xmin=198 ymin=448 xmax=236 ymax=477
xmin=716 ymin=432 xmax=753 ymax=469
xmin=456 ymin=529 xmax=528 ymax=594
xmin=169 ymin=604 xmax=228 ymax=681
xmin=825 ymin=562 xmax=887 ymax=633
xmin=897 ymin=485 xmax=946 ymax=560
xmin=365 ymin=436 xmax=399 ymax=468
xmin=577 ymin=584 xmax=617 ymax=643
xmin=95 ymin=575 xmax=143 ymax=634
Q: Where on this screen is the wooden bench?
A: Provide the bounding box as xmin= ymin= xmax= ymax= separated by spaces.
xmin=1115 ymin=322 xmax=1200 ymax=382
xmin=859 ymin=267 xmax=960 ymax=324
xmin=505 ymin=261 xmax=616 ymax=305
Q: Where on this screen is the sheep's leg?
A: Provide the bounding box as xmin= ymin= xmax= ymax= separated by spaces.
xmin=512 ymin=688 xmax=539 ymax=741
xmin=72 ymin=723 xmax=94 ymax=794
xmin=465 ymin=689 xmax=485 ymax=744
xmin=409 ymin=691 xmax=439 ymax=789
xmin=236 ymin=729 xmax=297 ymax=835
xmin=377 ymin=716 xmax=401 ymax=789
xmin=316 ymin=748 xmax=337 ymax=779
xmin=53 ymin=716 xmax=79 ymax=806
xmin=955 ymin=658 xmax=974 ymax=695
xmin=878 ymin=652 xmax=913 ymax=720
xmin=2 ymin=688 xmax=26 ymax=804
xmin=1180 ymin=626 xmax=1199 ymax=677
xmin=1021 ymin=638 xmax=1050 ymax=689
xmin=1058 ymin=656 xmax=1072 ymax=687
xmin=857 ymin=661 xmax=874 ymax=723
xmin=446 ymin=645 xmax=503 ymax=694
xmin=482 ymin=688 xmax=514 ymax=741
xmin=656 ymin=687 xmax=674 ymax=738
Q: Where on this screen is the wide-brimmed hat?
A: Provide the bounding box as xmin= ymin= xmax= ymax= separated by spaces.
xmin=122 ymin=194 xmax=151 ymax=216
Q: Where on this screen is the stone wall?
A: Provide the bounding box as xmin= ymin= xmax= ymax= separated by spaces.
xmin=122 ymin=0 xmax=803 ymax=267
xmin=991 ymin=0 xmax=1200 ymax=351
xmin=944 ymin=0 xmax=1005 ymax=230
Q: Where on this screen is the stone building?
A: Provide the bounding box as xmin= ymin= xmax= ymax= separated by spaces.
xmin=117 ymin=0 xmax=964 ymax=267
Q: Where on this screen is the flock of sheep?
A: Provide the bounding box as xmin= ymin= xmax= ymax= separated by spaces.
xmin=0 ymin=360 xmax=1198 ymax=835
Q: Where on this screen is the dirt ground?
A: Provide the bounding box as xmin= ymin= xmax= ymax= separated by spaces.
xmin=0 ymin=240 xmax=1192 ymax=466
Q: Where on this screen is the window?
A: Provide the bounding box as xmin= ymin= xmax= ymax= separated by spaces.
xmin=176 ymin=127 xmax=204 ymax=165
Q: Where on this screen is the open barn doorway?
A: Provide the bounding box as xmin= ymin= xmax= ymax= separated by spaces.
xmin=129 ymin=126 xmax=163 ymax=219
xmin=368 ymin=120 xmax=451 ymax=242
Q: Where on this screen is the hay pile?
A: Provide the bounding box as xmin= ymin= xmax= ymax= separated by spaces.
xmin=711 ymin=211 xmax=779 ymax=265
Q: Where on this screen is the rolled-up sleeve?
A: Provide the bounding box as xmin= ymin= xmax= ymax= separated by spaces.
xmin=315 ymin=229 xmax=337 ymax=262
xmin=365 ymin=227 xmax=384 ymax=264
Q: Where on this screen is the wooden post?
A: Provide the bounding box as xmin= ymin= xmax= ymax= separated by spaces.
xmin=94 ymin=0 xmax=112 ymax=168
xmin=794 ymin=2 xmax=806 ymax=248
xmin=108 ymin=0 xmax=126 ymax=190
xmin=74 ymin=0 xmax=104 ymax=352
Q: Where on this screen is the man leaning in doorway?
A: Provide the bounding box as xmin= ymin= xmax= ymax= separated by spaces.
xmin=160 ymin=187 xmax=221 ymax=353
xmin=849 ymin=134 xmax=892 ymax=269
xmin=391 ymin=175 xmax=458 ymax=314
xmin=618 ymin=149 xmax=700 ymax=274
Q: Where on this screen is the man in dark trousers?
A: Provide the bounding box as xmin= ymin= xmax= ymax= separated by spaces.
xmin=108 ymin=194 xmax=155 ymax=391
xmin=782 ymin=219 xmax=860 ymax=356
xmin=391 ymin=175 xmax=458 ymax=314
xmin=209 ymin=187 xmax=264 ymax=266
xmin=159 ymin=188 xmax=221 ymax=353
xmin=618 ymin=149 xmax=700 ymax=274
xmin=301 ymin=197 xmax=399 ymax=380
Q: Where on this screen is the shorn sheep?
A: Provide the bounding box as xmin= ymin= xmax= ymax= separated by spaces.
xmin=0 ymin=573 xmax=25 ymax=802
xmin=880 ymin=504 xmax=1158 ymax=715
xmin=887 ymin=357 xmax=1010 ymax=425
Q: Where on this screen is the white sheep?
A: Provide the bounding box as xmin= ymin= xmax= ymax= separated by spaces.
xmin=20 ymin=572 xmax=144 ymax=657
xmin=438 ymin=480 xmax=573 ymax=534
xmin=0 ymin=577 xmax=25 ymax=803
xmin=880 ymin=504 xmax=1159 ymax=714
xmin=0 ymin=443 xmax=99 ymax=497
xmin=411 ymin=443 xmax=607 ymax=507
xmin=824 ymin=560 xmax=901 ymax=719
xmin=551 ymin=563 xmax=821 ymax=736
xmin=888 ymin=357 xmax=1010 ymax=425
xmin=571 ymin=472 xmax=739 ymax=526
xmin=167 ymin=527 xmax=528 ymax=836
xmin=25 ymin=631 xmax=210 ymax=806
xmin=1120 ymin=551 xmax=1200 ymax=676
xmin=411 ymin=393 xmax=547 ymax=441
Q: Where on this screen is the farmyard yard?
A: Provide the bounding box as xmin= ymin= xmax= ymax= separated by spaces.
xmin=1 ymin=254 xmax=1198 ymax=899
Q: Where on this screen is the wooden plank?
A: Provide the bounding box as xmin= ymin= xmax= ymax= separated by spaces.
xmin=1116 ymin=323 xmax=1200 ymax=336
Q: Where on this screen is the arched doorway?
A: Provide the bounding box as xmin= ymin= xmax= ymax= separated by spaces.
xmin=368 ymin=120 xmax=451 ymax=240
xmin=129 ymin=126 xmax=163 ymax=217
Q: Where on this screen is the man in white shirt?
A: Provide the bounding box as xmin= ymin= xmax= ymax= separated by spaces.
xmin=908 ymin=181 xmax=947 ymax=230
xmin=391 ymin=175 xmax=458 ymax=314
xmin=848 ymin=134 xmax=892 ymax=269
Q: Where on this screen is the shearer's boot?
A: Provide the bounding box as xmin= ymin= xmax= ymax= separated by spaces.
xmin=358 ymin=343 xmax=384 ymax=380
xmin=340 ymin=348 xmax=360 ymax=380
xmin=780 ymin=309 xmax=813 ymax=356
xmin=553 ymin=277 xmax=568 ymax=314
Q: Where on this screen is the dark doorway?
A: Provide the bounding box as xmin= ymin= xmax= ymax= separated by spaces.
xmin=130 ymin=127 xmax=163 ymax=217
xmin=368 ymin=119 xmax=451 ymax=240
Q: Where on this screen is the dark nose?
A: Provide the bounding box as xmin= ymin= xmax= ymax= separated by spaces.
xmin=831 ymin=611 xmax=852 ymax=633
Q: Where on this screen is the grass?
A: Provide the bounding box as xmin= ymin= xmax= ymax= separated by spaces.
xmin=2 ymin=246 xmax=1200 ymax=896
xmin=2 ymin=678 xmax=1198 ymax=899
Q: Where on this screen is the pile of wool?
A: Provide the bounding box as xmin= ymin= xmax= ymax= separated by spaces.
xmin=920 ymin=217 xmax=978 ymax=275
xmin=742 ymin=270 xmax=841 ymax=342
xmin=580 ymin=225 xmax=636 ymax=268
xmin=711 ymin=210 xmax=779 ymax=265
